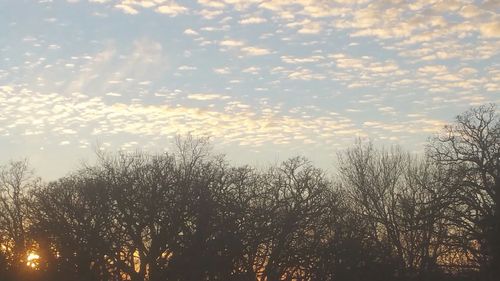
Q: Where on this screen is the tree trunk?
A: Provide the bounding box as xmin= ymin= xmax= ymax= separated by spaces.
xmin=490 ymin=178 xmax=500 ymax=281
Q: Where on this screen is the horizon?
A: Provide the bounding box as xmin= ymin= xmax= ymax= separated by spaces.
xmin=1 ymin=0 xmax=499 ymax=179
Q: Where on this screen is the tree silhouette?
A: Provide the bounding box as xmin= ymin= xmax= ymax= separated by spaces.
xmin=0 ymin=105 xmax=498 ymax=281
xmin=0 ymin=159 xmax=40 ymax=280
xmin=428 ymin=103 xmax=500 ymax=280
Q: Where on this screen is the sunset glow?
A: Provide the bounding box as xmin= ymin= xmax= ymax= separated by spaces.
xmin=0 ymin=1 xmax=498 ymax=281
xmin=26 ymin=252 xmax=40 ymax=269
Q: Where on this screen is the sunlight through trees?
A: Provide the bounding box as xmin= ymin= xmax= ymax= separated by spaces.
xmin=0 ymin=104 xmax=498 ymax=281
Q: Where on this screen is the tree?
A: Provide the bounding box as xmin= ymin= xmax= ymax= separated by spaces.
xmin=0 ymin=159 xmax=40 ymax=274
xmin=256 ymin=157 xmax=333 ymax=281
xmin=83 ymin=136 xmax=242 ymax=281
xmin=29 ymin=165 xmax=120 ymax=281
xmin=337 ymin=141 xmax=459 ymax=280
xmin=428 ymin=104 xmax=500 ymax=279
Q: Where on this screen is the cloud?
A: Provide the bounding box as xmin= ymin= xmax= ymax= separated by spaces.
xmin=105 ymin=92 xmax=121 ymax=97
xmin=213 ymin=67 xmax=230 ymax=74
xmin=298 ymin=22 xmax=321 ymax=34
xmin=39 ymin=39 xmax=169 ymax=96
xmin=459 ymin=5 xmax=483 ymax=18
xmin=418 ymin=65 xmax=447 ymax=74
xmin=218 ymin=39 xmax=270 ymax=56
xmin=241 ymin=46 xmax=270 ymax=56
xmin=6 ymin=0 xmax=500 ymax=170
xmin=187 ymin=93 xmax=230 ymax=101
xmin=377 ymin=106 xmax=396 ymax=116
xmin=198 ymin=9 xmax=223 ymax=19
xmin=219 ymin=40 xmax=245 ymax=47
xmin=281 ymin=55 xmax=324 ymax=64
xmin=178 ymin=65 xmax=197 ymax=71
xmin=327 ymin=53 xmax=403 ymax=89
xmin=126 ymin=0 xmax=156 ymax=8
xmin=184 ymin=28 xmax=199 ymax=36
xmin=288 ymin=68 xmax=325 ymax=81
xmin=0 ymin=85 xmax=362 ymax=150
xmin=242 ymin=66 xmax=260 ymax=74
xmin=480 ymin=21 xmax=500 ymax=38
xmin=239 ymin=16 xmax=267 ymax=25
xmin=156 ymin=1 xmax=188 ymax=16
xmin=198 ymin=0 xmax=225 ymax=9
xmin=107 ymin=0 xmax=190 ymax=16
xmin=115 ymin=4 xmax=139 ymax=15
xmin=286 ymin=19 xmax=322 ymax=34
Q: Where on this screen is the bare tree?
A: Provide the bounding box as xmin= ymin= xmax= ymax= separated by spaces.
xmin=337 ymin=141 xmax=459 ymax=280
xmin=3 ymin=108 xmax=498 ymax=281
xmin=428 ymin=104 xmax=500 ymax=279
xmin=0 ymin=159 xmax=39 ymax=272
xmin=29 ymin=167 xmax=116 ymax=281
xmin=253 ymin=157 xmax=333 ymax=281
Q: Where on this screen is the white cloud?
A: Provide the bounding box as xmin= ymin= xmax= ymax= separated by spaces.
xmin=187 ymin=93 xmax=230 ymax=101
xmin=286 ymin=19 xmax=322 ymax=34
xmin=298 ymin=22 xmax=321 ymax=34
xmin=184 ymin=28 xmax=199 ymax=36
xmin=127 ymin=0 xmax=156 ymax=8
xmin=239 ymin=16 xmax=267 ymax=24
xmin=198 ymin=9 xmax=223 ymax=19
xmin=178 ymin=65 xmax=197 ymax=71
xmin=241 ymin=46 xmax=270 ymax=56
xmin=105 ymin=92 xmax=121 ymax=97
xmin=418 ymin=65 xmax=447 ymax=74
xmin=198 ymin=0 xmax=225 ymax=8
xmin=156 ymin=1 xmax=188 ymax=16
xmin=115 ymin=4 xmax=139 ymax=15
xmin=213 ymin=67 xmax=230 ymax=74
xmin=242 ymin=66 xmax=260 ymax=74
xmin=6 ymin=0 xmax=500 ymax=169
xmin=281 ymin=55 xmax=323 ymax=64
xmin=220 ymin=40 xmax=244 ymax=47
xmin=288 ymin=68 xmax=325 ymax=80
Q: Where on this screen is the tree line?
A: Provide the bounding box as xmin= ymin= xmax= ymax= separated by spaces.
xmin=0 ymin=104 xmax=498 ymax=281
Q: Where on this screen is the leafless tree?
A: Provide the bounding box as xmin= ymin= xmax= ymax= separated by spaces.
xmin=428 ymin=104 xmax=500 ymax=279
xmin=252 ymin=157 xmax=333 ymax=281
xmin=0 ymin=159 xmax=40 ymax=272
xmin=337 ymin=141 xmax=459 ymax=280
xmin=0 ymin=105 xmax=496 ymax=281
xmin=29 ymin=167 xmax=116 ymax=281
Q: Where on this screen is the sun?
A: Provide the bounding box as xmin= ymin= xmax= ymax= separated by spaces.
xmin=26 ymin=252 xmax=40 ymax=269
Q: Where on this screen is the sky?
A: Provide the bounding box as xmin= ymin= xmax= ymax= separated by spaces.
xmin=0 ymin=0 xmax=499 ymax=179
